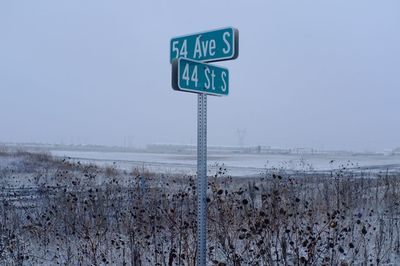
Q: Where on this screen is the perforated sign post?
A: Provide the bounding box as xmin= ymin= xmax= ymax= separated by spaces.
xmin=170 ymin=27 xmax=238 ymax=266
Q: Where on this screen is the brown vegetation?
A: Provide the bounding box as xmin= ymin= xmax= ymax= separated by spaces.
xmin=0 ymin=151 xmax=399 ymax=265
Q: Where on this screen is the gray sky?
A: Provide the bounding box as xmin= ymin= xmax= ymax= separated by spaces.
xmin=1 ymin=0 xmax=399 ymax=151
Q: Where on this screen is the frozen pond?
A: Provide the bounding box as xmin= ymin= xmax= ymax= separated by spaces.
xmin=50 ymin=149 xmax=400 ymax=177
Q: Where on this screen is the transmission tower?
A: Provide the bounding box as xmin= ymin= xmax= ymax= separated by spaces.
xmin=236 ymin=129 xmax=246 ymax=148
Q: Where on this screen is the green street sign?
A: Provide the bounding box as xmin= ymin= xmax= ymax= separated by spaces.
xmin=172 ymin=58 xmax=229 ymax=96
xmin=170 ymin=27 xmax=239 ymax=63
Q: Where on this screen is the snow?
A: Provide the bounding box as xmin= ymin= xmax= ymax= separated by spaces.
xmin=49 ymin=149 xmax=400 ymax=177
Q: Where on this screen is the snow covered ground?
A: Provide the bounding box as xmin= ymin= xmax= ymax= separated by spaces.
xmin=49 ymin=149 xmax=400 ymax=177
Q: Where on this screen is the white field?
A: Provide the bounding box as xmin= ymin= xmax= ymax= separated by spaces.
xmin=49 ymin=149 xmax=400 ymax=177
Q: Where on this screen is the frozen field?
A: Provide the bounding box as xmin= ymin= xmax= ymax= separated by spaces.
xmin=49 ymin=149 xmax=400 ymax=177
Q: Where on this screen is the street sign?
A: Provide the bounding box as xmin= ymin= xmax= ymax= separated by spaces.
xmin=172 ymin=58 xmax=229 ymax=96
xmin=169 ymin=27 xmax=239 ymax=266
xmin=170 ymin=27 xmax=239 ymax=63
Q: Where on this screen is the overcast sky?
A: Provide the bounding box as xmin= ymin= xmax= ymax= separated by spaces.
xmin=1 ymin=0 xmax=399 ymax=151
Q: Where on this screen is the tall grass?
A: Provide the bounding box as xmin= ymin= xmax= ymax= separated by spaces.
xmin=0 ymin=152 xmax=399 ymax=265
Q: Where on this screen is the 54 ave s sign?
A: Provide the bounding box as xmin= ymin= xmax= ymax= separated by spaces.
xmin=172 ymin=58 xmax=229 ymax=96
xmin=170 ymin=27 xmax=239 ymax=63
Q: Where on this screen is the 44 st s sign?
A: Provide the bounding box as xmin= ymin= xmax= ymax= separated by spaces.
xmin=172 ymin=58 xmax=229 ymax=96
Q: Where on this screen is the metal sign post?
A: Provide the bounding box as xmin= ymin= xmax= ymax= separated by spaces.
xmin=170 ymin=27 xmax=238 ymax=266
xmin=197 ymin=93 xmax=207 ymax=265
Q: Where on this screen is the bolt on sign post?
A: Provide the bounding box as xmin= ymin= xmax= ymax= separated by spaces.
xmin=170 ymin=27 xmax=238 ymax=266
